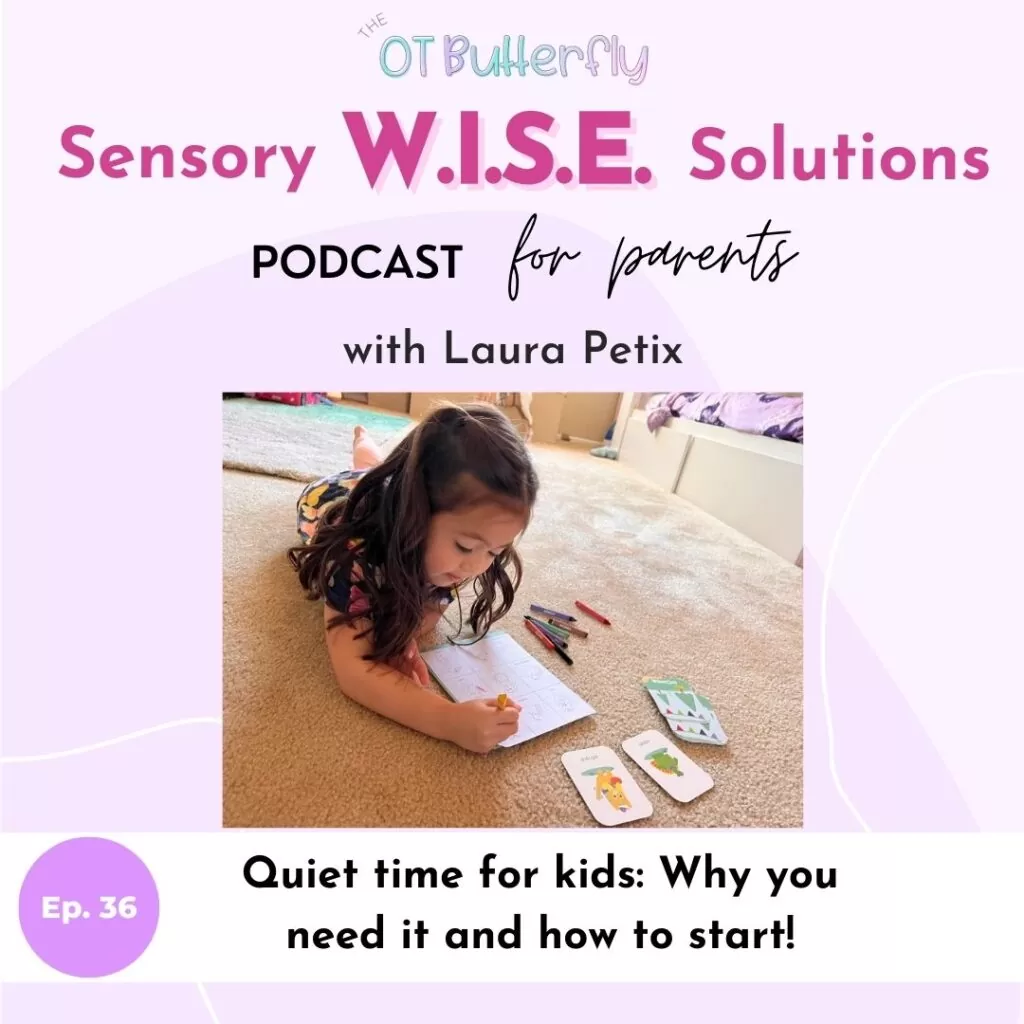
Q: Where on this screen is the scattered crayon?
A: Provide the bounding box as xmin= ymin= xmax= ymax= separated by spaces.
xmin=530 ymin=603 xmax=576 ymax=622
xmin=525 ymin=618 xmax=556 ymax=649
xmin=525 ymin=619 xmax=574 ymax=666
xmin=575 ymin=600 xmax=611 ymax=626
xmin=541 ymin=619 xmax=571 ymax=639
xmin=525 ymin=616 xmax=569 ymax=649
xmin=551 ymin=619 xmax=588 ymax=639
xmin=550 ymin=641 xmax=574 ymax=666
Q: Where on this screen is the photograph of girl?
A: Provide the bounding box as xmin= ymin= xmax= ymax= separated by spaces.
xmin=222 ymin=391 xmax=803 ymax=829
xmin=292 ymin=405 xmax=537 ymax=755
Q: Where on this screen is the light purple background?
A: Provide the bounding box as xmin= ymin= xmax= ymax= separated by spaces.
xmin=3 ymin=983 xmax=1022 ymax=1023
xmin=3 ymin=0 xmax=1022 ymax=1017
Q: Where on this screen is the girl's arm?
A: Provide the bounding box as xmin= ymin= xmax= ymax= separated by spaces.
xmin=323 ymin=606 xmax=519 ymax=752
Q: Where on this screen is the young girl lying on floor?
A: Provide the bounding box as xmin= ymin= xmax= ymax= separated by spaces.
xmin=289 ymin=403 xmax=539 ymax=753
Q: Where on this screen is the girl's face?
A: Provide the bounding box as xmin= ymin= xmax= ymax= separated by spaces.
xmin=423 ymin=502 xmax=526 ymax=588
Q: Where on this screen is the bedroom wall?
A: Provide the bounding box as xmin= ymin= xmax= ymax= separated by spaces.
xmin=368 ymin=393 xmax=411 ymax=413
xmin=408 ymin=393 xmax=567 ymax=443
xmin=617 ymin=411 xmax=804 ymax=564
xmin=406 ymin=393 xmax=624 ymax=445
xmin=557 ymin=393 xmax=621 ymax=443
xmin=672 ymin=434 xmax=803 ymax=565
xmin=336 ymin=393 xmax=412 ymax=413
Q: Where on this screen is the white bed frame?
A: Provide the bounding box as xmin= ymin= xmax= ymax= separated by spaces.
xmin=612 ymin=395 xmax=803 ymax=565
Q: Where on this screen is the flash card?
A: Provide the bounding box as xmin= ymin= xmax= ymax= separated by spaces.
xmin=666 ymin=712 xmax=728 ymax=746
xmin=642 ymin=675 xmax=693 ymax=691
xmin=622 ymin=730 xmax=714 ymax=803
xmin=561 ymin=746 xmax=654 ymax=826
xmin=644 ymin=677 xmax=712 ymax=723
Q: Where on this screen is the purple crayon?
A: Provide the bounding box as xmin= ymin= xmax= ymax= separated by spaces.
xmin=529 ymin=603 xmax=576 ymax=622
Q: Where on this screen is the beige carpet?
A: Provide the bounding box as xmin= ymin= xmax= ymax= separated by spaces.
xmin=223 ymin=405 xmax=803 ymax=828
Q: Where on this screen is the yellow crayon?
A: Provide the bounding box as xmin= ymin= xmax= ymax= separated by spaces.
xmin=496 ymin=693 xmax=508 ymax=709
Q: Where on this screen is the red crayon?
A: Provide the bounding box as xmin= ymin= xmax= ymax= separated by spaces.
xmin=575 ymin=600 xmax=611 ymax=626
xmin=524 ymin=615 xmax=569 ymax=648
xmin=525 ymin=619 xmax=574 ymax=666
xmin=525 ymin=618 xmax=554 ymax=648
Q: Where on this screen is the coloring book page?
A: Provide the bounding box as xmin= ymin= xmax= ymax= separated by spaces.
xmin=422 ymin=632 xmax=595 ymax=747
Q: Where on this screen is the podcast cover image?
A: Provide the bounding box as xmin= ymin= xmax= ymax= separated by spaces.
xmin=222 ymin=392 xmax=803 ymax=828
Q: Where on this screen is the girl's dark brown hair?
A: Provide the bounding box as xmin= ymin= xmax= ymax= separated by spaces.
xmin=288 ymin=402 xmax=539 ymax=663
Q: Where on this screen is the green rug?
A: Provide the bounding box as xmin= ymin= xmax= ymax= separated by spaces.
xmin=222 ymin=398 xmax=413 ymax=482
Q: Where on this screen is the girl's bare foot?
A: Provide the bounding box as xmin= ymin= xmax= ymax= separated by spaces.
xmin=352 ymin=426 xmax=384 ymax=470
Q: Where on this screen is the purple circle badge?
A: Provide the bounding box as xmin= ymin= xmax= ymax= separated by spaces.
xmin=19 ymin=837 xmax=160 ymax=977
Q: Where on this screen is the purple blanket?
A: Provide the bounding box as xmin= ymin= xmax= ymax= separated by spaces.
xmin=646 ymin=392 xmax=803 ymax=443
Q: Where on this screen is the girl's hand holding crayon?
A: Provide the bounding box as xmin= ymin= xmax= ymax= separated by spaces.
xmin=446 ymin=698 xmax=521 ymax=754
